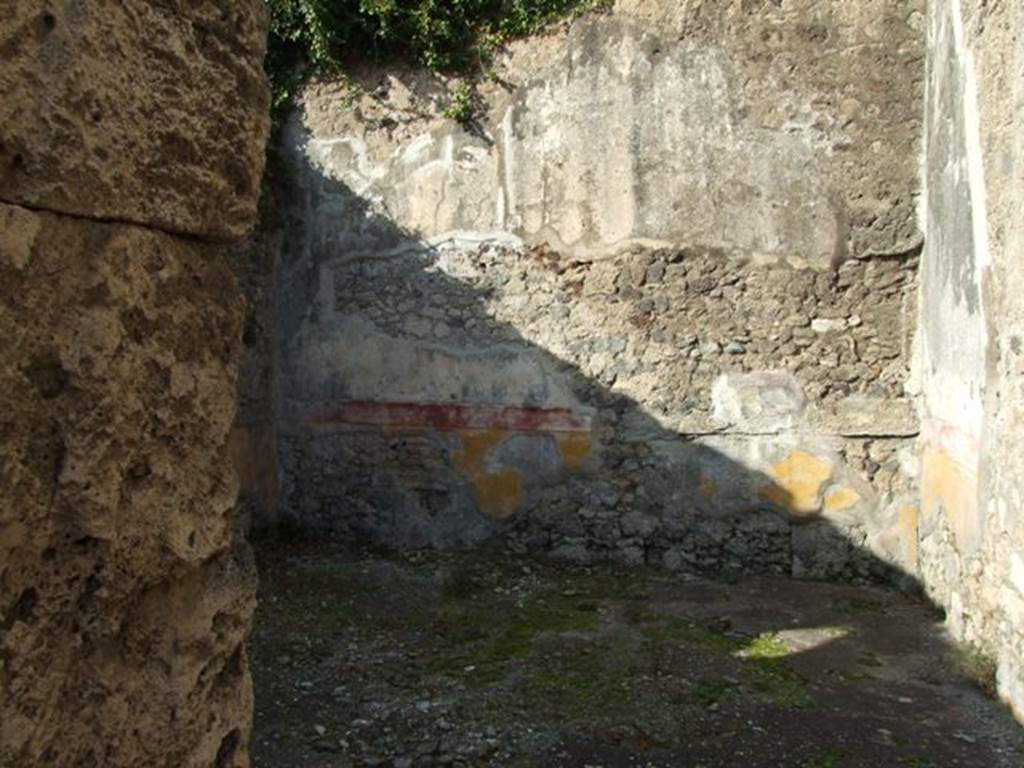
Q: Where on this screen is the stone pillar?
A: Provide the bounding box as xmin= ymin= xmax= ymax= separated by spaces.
xmin=0 ymin=2 xmax=269 ymax=765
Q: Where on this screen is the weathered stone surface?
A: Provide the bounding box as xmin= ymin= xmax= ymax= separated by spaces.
xmin=294 ymin=0 xmax=923 ymax=265
xmin=241 ymin=0 xmax=927 ymax=579
xmin=0 ymin=0 xmax=269 ymax=239
xmin=711 ymin=372 xmax=806 ymax=433
xmin=612 ymin=0 xmax=926 ymax=260
xmin=807 ymin=396 xmax=920 ymax=437
xmin=2 ymin=0 xmax=269 ymax=760
xmin=259 ymin=0 xmax=925 ymax=572
xmin=282 ymin=239 xmax=918 ymax=427
xmin=0 ymin=203 xmax=252 ymax=766
xmin=917 ymin=0 xmax=1024 ymax=723
xmin=260 ymin=211 xmax=918 ymax=576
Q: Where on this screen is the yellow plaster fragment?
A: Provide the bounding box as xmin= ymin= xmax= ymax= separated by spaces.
xmin=758 ymin=450 xmax=832 ymax=516
xmin=698 ymin=475 xmax=717 ymax=498
xmin=451 ymin=428 xmax=590 ymax=521
xmin=469 ymin=470 xmax=523 ymax=520
xmin=824 ymin=486 xmax=861 ymax=513
xmin=898 ymin=504 xmax=919 ymax=570
xmin=452 ymin=429 xmax=523 ymax=520
xmin=555 ymin=431 xmax=591 ymax=470
xmin=452 ymin=430 xmax=506 ymax=471
xmin=921 ymin=446 xmax=980 ymax=551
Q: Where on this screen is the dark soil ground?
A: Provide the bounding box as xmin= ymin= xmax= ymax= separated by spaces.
xmin=250 ymin=536 xmax=1024 ymax=767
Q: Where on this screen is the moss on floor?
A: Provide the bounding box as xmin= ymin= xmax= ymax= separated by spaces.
xmin=251 ymin=543 xmax=1024 ymax=768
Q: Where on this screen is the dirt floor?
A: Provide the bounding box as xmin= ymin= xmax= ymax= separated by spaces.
xmin=249 ymin=536 xmax=1024 ymax=768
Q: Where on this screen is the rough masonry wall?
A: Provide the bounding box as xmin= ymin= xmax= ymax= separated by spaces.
xmin=279 ymin=239 xmax=920 ymax=580
xmin=263 ymin=1 xmax=925 ymax=579
xmin=919 ymin=0 xmax=1024 ymax=721
xmin=0 ymin=2 xmax=269 ymax=766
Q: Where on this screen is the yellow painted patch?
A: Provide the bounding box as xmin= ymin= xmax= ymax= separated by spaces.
xmin=452 ymin=430 xmax=506 ymax=471
xmin=555 ymin=431 xmax=591 ymax=470
xmin=898 ymin=505 xmax=920 ymax=570
xmin=698 ymin=475 xmax=717 ymax=498
xmin=824 ymin=486 xmax=861 ymax=513
xmin=921 ymin=446 xmax=980 ymax=551
xmin=871 ymin=503 xmax=921 ymax=573
xmin=452 ymin=429 xmax=523 ymax=520
xmin=758 ymin=450 xmax=832 ymax=516
xmin=469 ymin=470 xmax=523 ymax=520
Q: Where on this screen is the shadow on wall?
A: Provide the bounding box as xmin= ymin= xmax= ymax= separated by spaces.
xmin=234 ymin=121 xmax=920 ymax=595
xmin=240 ymin=121 xmax=1024 ymax=756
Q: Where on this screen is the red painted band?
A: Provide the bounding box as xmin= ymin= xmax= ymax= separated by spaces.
xmin=313 ymin=401 xmax=590 ymax=433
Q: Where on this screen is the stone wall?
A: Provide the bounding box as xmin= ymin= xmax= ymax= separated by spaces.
xmin=0 ymin=2 xmax=269 ymax=766
xmin=918 ymin=0 xmax=1024 ymax=721
xmin=276 ymin=237 xmax=920 ymax=579
xmin=256 ymin=0 xmax=926 ymax=582
xmin=293 ymin=0 xmax=925 ymax=267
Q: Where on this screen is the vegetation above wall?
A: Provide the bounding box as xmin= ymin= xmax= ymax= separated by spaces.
xmin=265 ymin=0 xmax=609 ymax=120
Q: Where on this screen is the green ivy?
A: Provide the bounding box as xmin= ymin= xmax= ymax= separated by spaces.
xmin=264 ymin=0 xmax=609 ymax=122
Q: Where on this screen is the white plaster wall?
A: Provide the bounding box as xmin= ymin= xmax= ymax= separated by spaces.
xmin=919 ymin=0 xmax=1024 ymax=722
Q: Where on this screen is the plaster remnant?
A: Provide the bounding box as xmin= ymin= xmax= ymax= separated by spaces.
xmin=759 ymin=451 xmax=834 ymax=517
